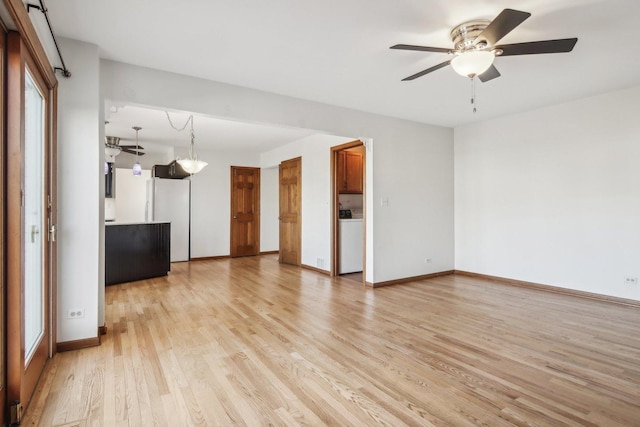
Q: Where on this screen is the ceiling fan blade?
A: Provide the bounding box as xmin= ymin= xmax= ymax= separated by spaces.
xmin=121 ymin=148 xmax=145 ymax=155
xmin=478 ymin=65 xmax=501 ymax=82
xmin=390 ymin=44 xmax=450 ymax=54
xmin=401 ymin=60 xmax=451 ymax=81
xmin=119 ymin=144 xmax=145 ymax=150
xmin=497 ymin=38 xmax=578 ymax=56
xmin=474 ymin=9 xmax=531 ymax=47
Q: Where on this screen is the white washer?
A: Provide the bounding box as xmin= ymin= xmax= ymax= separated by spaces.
xmin=339 ymin=218 xmax=363 ymax=274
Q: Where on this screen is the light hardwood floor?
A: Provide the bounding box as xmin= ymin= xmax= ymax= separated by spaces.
xmin=24 ymin=255 xmax=640 ymax=426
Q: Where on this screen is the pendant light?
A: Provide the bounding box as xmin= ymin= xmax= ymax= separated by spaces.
xmin=132 ymin=126 xmax=142 ymax=176
xmin=166 ymin=112 xmax=208 ymax=174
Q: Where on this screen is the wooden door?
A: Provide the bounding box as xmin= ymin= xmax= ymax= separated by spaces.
xmin=6 ymin=32 xmax=56 ymax=422
xmin=279 ymin=157 xmax=301 ymax=266
xmin=230 ymin=166 xmax=260 ymax=257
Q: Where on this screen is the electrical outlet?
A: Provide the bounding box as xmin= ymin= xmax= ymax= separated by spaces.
xmin=67 ymin=308 xmax=85 ymax=319
xmin=424 ymin=258 xmax=432 ymax=264
xmin=624 ymin=276 xmax=638 ymax=285
xmin=317 ymin=258 xmax=325 ymax=269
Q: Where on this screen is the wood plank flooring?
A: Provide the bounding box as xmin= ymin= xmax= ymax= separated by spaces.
xmin=23 ymin=255 xmax=640 ymax=426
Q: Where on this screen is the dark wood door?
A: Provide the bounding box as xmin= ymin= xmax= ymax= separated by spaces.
xmin=279 ymin=157 xmax=301 ymax=266
xmin=230 ymin=166 xmax=260 ymax=257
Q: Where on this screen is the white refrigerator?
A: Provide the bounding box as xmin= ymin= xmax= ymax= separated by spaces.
xmin=146 ymin=178 xmax=190 ymax=262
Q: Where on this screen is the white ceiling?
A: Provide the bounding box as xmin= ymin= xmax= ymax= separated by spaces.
xmin=46 ymin=0 xmax=640 ymax=139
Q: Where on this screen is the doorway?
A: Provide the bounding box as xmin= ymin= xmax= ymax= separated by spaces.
xmin=279 ymin=157 xmax=301 ymax=266
xmin=332 ymin=141 xmax=365 ymax=284
xmin=230 ymin=166 xmax=261 ymax=257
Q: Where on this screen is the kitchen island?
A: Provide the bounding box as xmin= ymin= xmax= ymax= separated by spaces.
xmin=105 ymin=221 xmax=171 ymax=285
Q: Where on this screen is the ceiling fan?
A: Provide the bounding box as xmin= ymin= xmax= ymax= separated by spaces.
xmin=105 ymin=136 xmax=145 ymax=156
xmin=391 ymin=8 xmax=578 ymax=82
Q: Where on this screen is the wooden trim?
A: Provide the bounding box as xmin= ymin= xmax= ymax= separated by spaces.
xmin=190 ymin=255 xmax=231 ymax=261
xmin=98 ymin=326 xmax=108 ymax=336
xmin=260 ymin=250 xmax=279 ymax=255
xmin=454 ymin=270 xmax=640 ymax=308
xmin=3 ymin=0 xmax=57 ymax=88
xmin=367 ymin=270 xmax=455 ymax=288
xmin=56 ymin=337 xmax=100 ymax=353
xmin=301 ymin=264 xmax=330 ymax=276
xmin=6 ymin=29 xmax=25 ymax=409
xmin=0 ymin=26 xmax=5 ymax=427
xmin=49 ymin=84 xmax=57 ymax=355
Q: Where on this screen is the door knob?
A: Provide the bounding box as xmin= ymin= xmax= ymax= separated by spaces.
xmin=31 ymin=225 xmax=40 ymax=243
xmin=233 ymin=215 xmax=238 ymax=219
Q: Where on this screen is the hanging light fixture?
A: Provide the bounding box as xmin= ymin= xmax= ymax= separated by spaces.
xmin=132 ymin=126 xmax=142 ymax=176
xmin=166 ymin=112 xmax=208 ymax=174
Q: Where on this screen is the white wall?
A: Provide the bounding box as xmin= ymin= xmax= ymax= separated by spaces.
xmin=183 ymin=147 xmax=260 ymax=257
xmin=455 ymin=86 xmax=640 ymax=301
xmin=57 ymin=38 xmax=101 ymax=342
xmin=114 ymin=168 xmax=151 ymax=222
xmin=260 ymin=167 xmax=279 ymax=252
xmin=261 ymin=134 xmax=355 ymax=270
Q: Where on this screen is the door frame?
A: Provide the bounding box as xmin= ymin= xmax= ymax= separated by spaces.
xmin=6 ymin=29 xmax=58 ymax=421
xmin=331 ymin=140 xmax=366 ymax=282
xmin=229 ymin=166 xmax=261 ymax=257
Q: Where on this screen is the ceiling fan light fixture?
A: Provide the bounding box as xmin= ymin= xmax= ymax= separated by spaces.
xmin=105 ymin=147 xmax=120 ymax=157
xmin=450 ymin=50 xmax=495 ymax=78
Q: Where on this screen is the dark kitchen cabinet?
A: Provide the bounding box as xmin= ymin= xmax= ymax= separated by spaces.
xmin=105 ymin=222 xmax=171 ymax=285
xmin=337 ymin=150 xmax=363 ymax=194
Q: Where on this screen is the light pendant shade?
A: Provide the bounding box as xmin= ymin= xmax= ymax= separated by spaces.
xmin=451 ymin=50 xmax=495 ymax=77
xmin=177 ymin=158 xmax=208 ymax=174
xmin=132 ymin=161 xmax=142 ymax=176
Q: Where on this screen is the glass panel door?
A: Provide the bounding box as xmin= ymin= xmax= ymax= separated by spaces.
xmin=24 ymin=70 xmax=46 ymax=363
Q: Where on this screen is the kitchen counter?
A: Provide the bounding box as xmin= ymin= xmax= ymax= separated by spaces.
xmin=105 ymin=220 xmax=169 ymax=226
xmin=105 ymin=222 xmax=171 ymax=285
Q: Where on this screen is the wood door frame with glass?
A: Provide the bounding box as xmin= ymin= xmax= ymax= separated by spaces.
xmin=6 ymin=30 xmax=57 ymax=422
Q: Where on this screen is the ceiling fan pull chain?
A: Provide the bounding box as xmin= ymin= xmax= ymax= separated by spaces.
xmin=470 ymin=77 xmax=477 ymax=113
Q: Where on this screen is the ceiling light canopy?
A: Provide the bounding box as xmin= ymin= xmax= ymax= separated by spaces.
xmin=450 ymin=50 xmax=495 ymax=78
